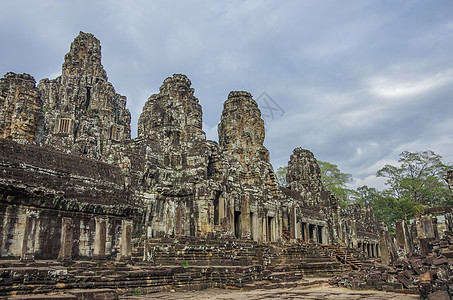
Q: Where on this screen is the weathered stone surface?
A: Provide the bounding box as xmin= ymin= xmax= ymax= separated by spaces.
xmin=137 ymin=74 xmax=207 ymax=183
xmin=219 ymin=91 xmax=276 ymax=189
xmin=38 ymin=31 xmax=131 ymax=159
xmin=217 ymin=91 xmax=281 ymax=240
xmin=286 ymin=148 xmax=324 ymax=206
xmin=0 ymin=73 xmax=42 ymax=143
xmin=428 ymin=290 xmax=450 ymax=300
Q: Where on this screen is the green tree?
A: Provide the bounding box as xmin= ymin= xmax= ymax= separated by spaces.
xmin=318 ymin=160 xmax=353 ymax=208
xmin=377 ymin=150 xmax=452 ymax=207
xmin=276 ymin=166 xmax=287 ymax=187
xmin=350 ymin=185 xmax=380 ymax=207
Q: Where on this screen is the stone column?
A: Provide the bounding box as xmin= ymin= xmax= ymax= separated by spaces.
xmin=261 ymin=217 xmax=267 ymax=242
xmin=395 ymin=220 xmax=414 ymax=256
xmin=432 ymin=217 xmax=439 ymax=239
xmin=120 ymin=220 xmax=133 ymax=261
xmin=303 ymin=223 xmax=309 ymax=242
xmin=290 ymin=206 xmax=296 ymax=239
xmin=21 ymin=214 xmax=38 ymax=261
xmin=93 ymin=217 xmax=107 ymax=260
xmin=314 ymin=225 xmax=319 ymax=243
xmin=240 ymin=195 xmax=251 ymax=239
xmin=350 ymin=220 xmax=358 ymax=249
xmin=58 ymin=217 xmax=73 ymax=261
xmin=415 ymin=216 xmax=425 ymax=238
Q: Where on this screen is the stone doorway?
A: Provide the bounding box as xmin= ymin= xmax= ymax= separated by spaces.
xmin=234 ymin=211 xmax=241 ymax=239
xmin=267 ymin=216 xmax=275 ymax=242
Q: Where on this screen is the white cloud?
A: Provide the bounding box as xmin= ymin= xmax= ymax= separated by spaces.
xmin=367 ymin=69 xmax=453 ymax=98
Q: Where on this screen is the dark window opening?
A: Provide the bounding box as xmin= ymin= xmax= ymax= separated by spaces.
xmin=86 ymin=87 xmax=91 ymax=110
xmin=301 ymin=222 xmax=306 ymax=241
xmin=318 ymin=225 xmax=324 ymax=244
xmin=214 ymin=192 xmax=220 ymax=226
xmin=309 ymin=224 xmax=315 ymax=240
xmin=267 ymin=216 xmax=274 ymax=242
xmin=234 ymin=211 xmax=241 ymax=239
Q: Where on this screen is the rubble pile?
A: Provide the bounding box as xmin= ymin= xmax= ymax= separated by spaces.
xmin=330 ymin=231 xmax=453 ymax=299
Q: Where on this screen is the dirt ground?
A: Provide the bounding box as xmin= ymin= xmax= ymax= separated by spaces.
xmin=122 ymin=281 xmax=420 ymax=300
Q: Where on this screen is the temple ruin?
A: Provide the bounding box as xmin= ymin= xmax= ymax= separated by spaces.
xmin=0 ymin=32 xmax=451 ymax=299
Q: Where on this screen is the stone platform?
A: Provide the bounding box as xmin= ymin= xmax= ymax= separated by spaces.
xmin=0 ymin=240 xmax=361 ymax=299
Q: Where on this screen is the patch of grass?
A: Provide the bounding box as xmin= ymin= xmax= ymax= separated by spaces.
xmin=133 ymin=289 xmax=141 ymax=296
xmin=181 ymin=261 xmax=190 ymax=268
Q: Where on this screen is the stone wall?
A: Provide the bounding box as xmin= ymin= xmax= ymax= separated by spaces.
xmin=0 ymin=138 xmax=143 ymax=260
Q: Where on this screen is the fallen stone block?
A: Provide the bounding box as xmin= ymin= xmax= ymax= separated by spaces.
xmin=432 ymin=257 xmax=449 ymax=265
xmin=68 ymin=289 xmax=118 ymax=300
xmin=419 ymin=271 xmax=432 ymax=282
xmin=397 ymin=273 xmax=416 ymax=289
xmin=428 ymin=290 xmax=450 ymax=300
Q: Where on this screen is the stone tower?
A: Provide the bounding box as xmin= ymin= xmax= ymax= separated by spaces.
xmin=38 ymin=31 xmax=131 ymax=158
xmin=218 ymin=91 xmax=276 ymax=188
xmin=286 ymin=148 xmax=325 ymax=206
xmin=0 ymin=73 xmax=43 ymax=143
xmin=138 ymin=74 xmax=208 ymax=183
xmin=218 ymin=91 xmax=280 ymax=241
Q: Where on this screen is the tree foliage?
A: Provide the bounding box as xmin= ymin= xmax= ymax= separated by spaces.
xmin=318 ymin=160 xmax=353 ymax=208
xmin=377 ymin=150 xmax=452 ymax=207
xmin=276 ymin=166 xmax=287 ymax=187
xmin=350 ymin=185 xmax=380 ymax=207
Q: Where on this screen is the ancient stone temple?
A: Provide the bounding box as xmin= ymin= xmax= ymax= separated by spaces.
xmin=0 ymin=32 xmax=401 ymax=298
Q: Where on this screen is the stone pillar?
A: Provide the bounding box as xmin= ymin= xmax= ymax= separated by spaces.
xmin=314 ymin=225 xmax=319 ymax=243
xmin=58 ymin=217 xmax=73 ymax=261
xmin=240 ymin=195 xmax=251 ymax=239
xmin=21 ymin=214 xmax=38 ymax=261
xmin=421 ymin=216 xmax=435 ymax=238
xmin=303 ymin=223 xmax=309 ymax=242
xmin=120 ymin=220 xmax=132 ymax=261
xmin=250 ymin=212 xmax=258 ymax=241
xmin=432 ymin=217 xmax=439 ymax=239
xmin=261 ymin=217 xmax=267 ymax=242
xmin=395 ymin=220 xmax=414 ymax=256
xmin=93 ymin=217 xmax=107 ymax=260
xmin=415 ymin=216 xmax=425 ymax=238
xmin=289 ymin=206 xmax=295 ymax=239
xmin=350 ymin=220 xmax=358 ymax=249
xmin=218 ymin=194 xmax=225 ymax=224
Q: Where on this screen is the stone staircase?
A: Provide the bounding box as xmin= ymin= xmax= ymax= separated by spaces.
xmin=270 ymin=243 xmax=350 ymax=277
xmin=0 ymin=240 xmax=354 ymax=298
xmin=320 ymin=244 xmax=375 ymax=270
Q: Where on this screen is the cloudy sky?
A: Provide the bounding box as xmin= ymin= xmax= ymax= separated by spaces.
xmin=1 ymin=0 xmax=453 ymax=190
